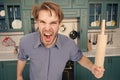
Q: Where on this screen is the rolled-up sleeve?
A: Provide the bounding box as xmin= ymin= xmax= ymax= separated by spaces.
xmin=18 ymin=38 xmax=28 ymax=61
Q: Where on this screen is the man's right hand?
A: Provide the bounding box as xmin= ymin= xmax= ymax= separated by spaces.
xmin=17 ymin=75 xmax=23 ymax=80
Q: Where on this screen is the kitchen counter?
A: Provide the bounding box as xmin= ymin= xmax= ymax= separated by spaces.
xmin=0 ymin=52 xmax=18 ymax=61
xmin=84 ymin=47 xmax=120 ymax=57
xmin=0 ymin=47 xmax=120 ymax=61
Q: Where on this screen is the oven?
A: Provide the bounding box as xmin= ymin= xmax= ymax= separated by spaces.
xmin=62 ymin=61 xmax=74 ymax=80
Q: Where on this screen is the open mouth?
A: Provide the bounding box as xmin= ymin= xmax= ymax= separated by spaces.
xmin=43 ymin=33 xmax=52 ymax=42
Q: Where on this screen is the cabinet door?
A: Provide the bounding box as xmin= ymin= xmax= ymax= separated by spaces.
xmin=74 ymin=62 xmax=91 ymax=80
xmin=88 ymin=1 xmax=119 ymax=29
xmin=6 ymin=4 xmax=23 ymax=31
xmin=0 ymin=3 xmax=23 ymax=32
xmin=108 ymin=57 xmax=120 ymax=80
xmin=51 ymin=0 xmax=72 ymax=8
xmin=37 ymin=0 xmax=72 ymax=8
xmin=74 ymin=57 xmax=93 ymax=80
xmin=0 ymin=62 xmax=3 ymax=80
xmin=21 ymin=0 xmax=35 ymax=9
xmin=0 ymin=3 xmax=7 ymax=32
xmin=3 ymin=61 xmax=17 ymax=80
xmin=62 ymin=9 xmax=80 ymax=17
xmin=72 ymin=0 xmax=88 ymax=8
xmin=105 ymin=3 xmax=119 ymax=28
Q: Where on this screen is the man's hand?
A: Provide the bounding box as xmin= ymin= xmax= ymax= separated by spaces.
xmin=91 ymin=65 xmax=105 ymax=78
xmin=17 ymin=75 xmax=23 ymax=80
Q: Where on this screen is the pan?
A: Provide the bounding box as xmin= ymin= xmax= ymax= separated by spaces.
xmin=12 ymin=6 xmax=22 ymax=29
xmin=69 ymin=23 xmax=78 ymax=39
xmin=0 ymin=10 xmax=5 ymax=17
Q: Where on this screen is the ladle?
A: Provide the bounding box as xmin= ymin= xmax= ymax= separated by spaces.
xmin=110 ymin=32 xmax=113 ymax=45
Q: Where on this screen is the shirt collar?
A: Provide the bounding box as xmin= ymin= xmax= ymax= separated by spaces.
xmin=33 ymin=32 xmax=42 ymax=48
xmin=33 ymin=32 xmax=61 ymax=49
xmin=54 ymin=34 xmax=61 ymax=49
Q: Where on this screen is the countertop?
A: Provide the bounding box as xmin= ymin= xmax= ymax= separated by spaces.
xmin=0 ymin=47 xmax=120 ymax=61
xmin=84 ymin=47 xmax=120 ymax=57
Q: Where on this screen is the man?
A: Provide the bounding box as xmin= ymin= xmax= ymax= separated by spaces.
xmin=17 ymin=1 xmax=104 ymax=80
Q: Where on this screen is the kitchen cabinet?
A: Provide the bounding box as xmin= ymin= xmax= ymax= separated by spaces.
xmin=0 ymin=0 xmax=23 ymax=32
xmin=107 ymin=56 xmax=120 ymax=80
xmin=47 ymin=0 xmax=72 ymax=8
xmin=62 ymin=9 xmax=80 ymax=18
xmin=88 ymin=0 xmax=120 ymax=29
xmin=0 ymin=60 xmax=73 ymax=80
xmin=0 ymin=62 xmax=3 ymax=80
xmin=0 ymin=61 xmax=29 ymax=80
xmin=74 ymin=56 xmax=120 ymax=80
xmin=3 ymin=61 xmax=17 ymax=80
xmin=22 ymin=0 xmax=72 ymax=9
xmin=22 ymin=0 xmax=88 ymax=9
xmin=72 ymin=0 xmax=88 ymax=8
xmin=21 ymin=0 xmax=36 ymax=9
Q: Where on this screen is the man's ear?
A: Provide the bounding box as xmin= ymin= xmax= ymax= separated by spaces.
xmin=34 ymin=21 xmax=39 ymax=31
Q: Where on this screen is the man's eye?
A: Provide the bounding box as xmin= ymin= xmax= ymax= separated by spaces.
xmin=51 ymin=22 xmax=57 ymax=25
xmin=39 ymin=21 xmax=45 ymax=24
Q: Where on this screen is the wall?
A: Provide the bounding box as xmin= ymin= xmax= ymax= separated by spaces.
xmin=88 ymin=28 xmax=120 ymax=50
xmin=0 ymin=32 xmax=23 ymax=53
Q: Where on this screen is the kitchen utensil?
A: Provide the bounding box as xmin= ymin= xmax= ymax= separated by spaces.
xmin=0 ymin=10 xmax=5 ymax=17
xmin=69 ymin=23 xmax=78 ymax=39
xmin=95 ymin=20 xmax=107 ymax=67
xmin=12 ymin=6 xmax=22 ymax=29
xmin=88 ymin=34 xmax=92 ymax=51
xmin=88 ymin=33 xmax=91 ymax=43
xmin=92 ymin=34 xmax=97 ymax=45
xmin=2 ymin=37 xmax=18 ymax=54
xmin=110 ymin=31 xmax=113 ymax=45
xmin=107 ymin=33 xmax=110 ymax=45
xmin=60 ymin=24 xmax=66 ymax=32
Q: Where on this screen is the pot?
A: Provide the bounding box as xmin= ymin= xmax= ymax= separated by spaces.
xmin=69 ymin=30 xmax=78 ymax=39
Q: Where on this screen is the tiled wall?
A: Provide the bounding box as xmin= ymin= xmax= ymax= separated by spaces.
xmin=88 ymin=28 xmax=120 ymax=49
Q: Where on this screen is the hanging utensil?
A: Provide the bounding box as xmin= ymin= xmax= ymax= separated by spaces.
xmin=2 ymin=37 xmax=18 ymax=54
xmin=69 ymin=23 xmax=78 ymax=39
xmin=12 ymin=5 xmax=22 ymax=29
xmin=107 ymin=33 xmax=110 ymax=45
xmin=0 ymin=10 xmax=5 ymax=17
xmin=88 ymin=33 xmax=92 ymax=51
xmin=59 ymin=24 xmax=66 ymax=32
xmin=110 ymin=31 xmax=113 ymax=45
xmin=92 ymin=33 xmax=97 ymax=45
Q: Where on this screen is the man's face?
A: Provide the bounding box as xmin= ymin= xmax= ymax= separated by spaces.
xmin=37 ymin=10 xmax=60 ymax=48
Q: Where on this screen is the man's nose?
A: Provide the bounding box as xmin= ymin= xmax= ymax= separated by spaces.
xmin=45 ymin=24 xmax=51 ymax=30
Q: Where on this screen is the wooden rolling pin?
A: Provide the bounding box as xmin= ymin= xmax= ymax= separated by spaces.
xmin=95 ymin=20 xmax=107 ymax=67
